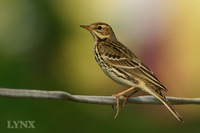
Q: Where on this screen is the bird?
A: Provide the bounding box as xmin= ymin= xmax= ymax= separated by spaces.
xmin=80 ymin=22 xmax=184 ymax=122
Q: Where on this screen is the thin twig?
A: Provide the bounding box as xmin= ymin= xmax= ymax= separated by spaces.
xmin=0 ymin=88 xmax=199 ymax=105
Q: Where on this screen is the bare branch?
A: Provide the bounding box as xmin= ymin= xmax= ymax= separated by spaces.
xmin=0 ymin=88 xmax=199 ymax=105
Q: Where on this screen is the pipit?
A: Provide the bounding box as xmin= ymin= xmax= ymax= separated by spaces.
xmin=80 ymin=22 xmax=183 ymax=122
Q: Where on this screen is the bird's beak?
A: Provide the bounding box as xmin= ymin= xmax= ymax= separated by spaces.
xmin=80 ymin=25 xmax=93 ymax=31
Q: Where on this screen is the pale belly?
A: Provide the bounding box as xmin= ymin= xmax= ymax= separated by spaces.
xmin=100 ymin=66 xmax=139 ymax=88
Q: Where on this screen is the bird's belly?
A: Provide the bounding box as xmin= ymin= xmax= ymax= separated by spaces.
xmin=101 ymin=67 xmax=138 ymax=88
xmin=94 ymin=50 xmax=138 ymax=88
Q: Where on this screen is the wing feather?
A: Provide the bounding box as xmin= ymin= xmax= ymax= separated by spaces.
xmin=99 ymin=41 xmax=167 ymax=91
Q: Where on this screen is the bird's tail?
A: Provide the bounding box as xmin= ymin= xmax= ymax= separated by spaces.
xmin=148 ymin=89 xmax=184 ymax=122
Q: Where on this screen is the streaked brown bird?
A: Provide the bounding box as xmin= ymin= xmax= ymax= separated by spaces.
xmin=80 ymin=22 xmax=183 ymax=122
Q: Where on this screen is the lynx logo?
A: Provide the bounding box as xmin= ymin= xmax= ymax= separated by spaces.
xmin=7 ymin=121 xmax=35 ymax=129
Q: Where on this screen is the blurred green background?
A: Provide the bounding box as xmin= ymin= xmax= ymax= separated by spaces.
xmin=0 ymin=0 xmax=200 ymax=132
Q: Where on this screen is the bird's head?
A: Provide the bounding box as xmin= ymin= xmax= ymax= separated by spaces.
xmin=80 ymin=22 xmax=116 ymax=41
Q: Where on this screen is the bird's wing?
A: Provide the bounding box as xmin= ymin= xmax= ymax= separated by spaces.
xmin=99 ymin=41 xmax=167 ymax=91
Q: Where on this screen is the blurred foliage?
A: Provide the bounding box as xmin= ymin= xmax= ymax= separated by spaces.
xmin=0 ymin=0 xmax=200 ymax=132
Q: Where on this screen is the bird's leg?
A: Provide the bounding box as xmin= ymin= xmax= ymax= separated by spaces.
xmin=121 ymin=90 xmax=138 ymax=109
xmin=112 ymin=87 xmax=135 ymax=118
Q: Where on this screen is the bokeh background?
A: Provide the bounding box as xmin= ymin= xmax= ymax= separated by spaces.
xmin=0 ymin=0 xmax=200 ymax=132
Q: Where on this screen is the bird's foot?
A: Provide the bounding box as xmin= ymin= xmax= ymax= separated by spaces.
xmin=112 ymin=94 xmax=128 ymax=118
xmin=112 ymin=93 xmax=123 ymax=118
xmin=112 ymin=87 xmax=136 ymax=118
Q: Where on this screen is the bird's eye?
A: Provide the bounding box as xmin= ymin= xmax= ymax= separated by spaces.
xmin=97 ymin=26 xmax=102 ymax=30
